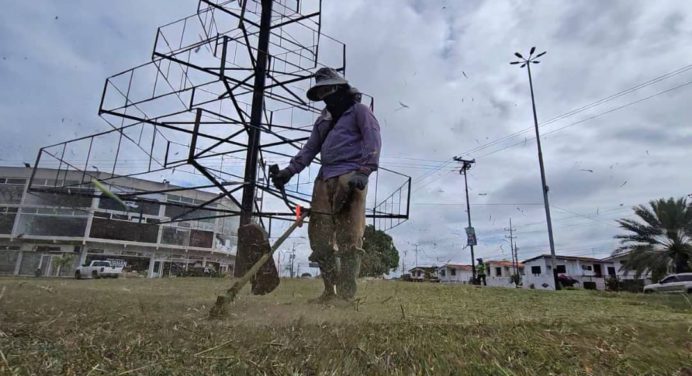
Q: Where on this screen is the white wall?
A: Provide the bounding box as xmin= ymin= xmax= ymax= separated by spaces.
xmin=523 ymin=257 xmax=620 ymax=290
xmin=409 ymin=268 xmax=427 ymax=280
xmin=438 ymin=266 xmax=473 ymax=283
xmin=608 ymin=256 xmax=652 ymax=283
xmin=485 ymin=264 xmax=521 ymax=287
xmin=523 ymin=258 xmax=555 ymax=290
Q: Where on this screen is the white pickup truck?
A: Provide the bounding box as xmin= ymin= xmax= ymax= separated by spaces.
xmin=75 ymin=260 xmax=123 ymax=279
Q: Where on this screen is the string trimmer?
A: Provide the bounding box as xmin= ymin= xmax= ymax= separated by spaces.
xmin=209 ymin=165 xmax=308 ymax=318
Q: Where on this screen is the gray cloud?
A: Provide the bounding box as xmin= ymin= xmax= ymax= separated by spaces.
xmin=2 ymin=0 xmax=692 ymax=272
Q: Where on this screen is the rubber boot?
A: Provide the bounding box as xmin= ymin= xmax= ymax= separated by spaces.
xmin=308 ymin=254 xmax=338 ymax=304
xmin=336 ymin=251 xmax=361 ymax=300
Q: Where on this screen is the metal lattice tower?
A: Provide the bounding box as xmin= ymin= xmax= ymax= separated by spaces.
xmin=29 ymin=0 xmax=411 ymax=274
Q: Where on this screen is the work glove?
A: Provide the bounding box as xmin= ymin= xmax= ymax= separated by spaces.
xmin=348 ymin=172 xmax=369 ymax=191
xmin=270 ymin=168 xmax=294 ymax=189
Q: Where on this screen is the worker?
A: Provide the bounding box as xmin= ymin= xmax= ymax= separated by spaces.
xmin=476 ymin=258 xmax=487 ymax=286
xmin=271 ymin=67 xmax=381 ymax=302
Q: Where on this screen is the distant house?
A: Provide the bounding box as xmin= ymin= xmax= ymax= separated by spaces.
xmin=408 ymin=266 xmax=439 ymax=282
xmin=600 ymin=252 xmax=652 ymax=284
xmin=522 ymin=254 xmax=616 ymax=290
xmin=438 ymin=263 xmax=473 ymax=283
xmin=484 ymin=260 xmax=523 ymax=287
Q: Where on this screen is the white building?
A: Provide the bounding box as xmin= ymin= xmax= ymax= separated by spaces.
xmin=484 ymin=260 xmax=523 ymax=287
xmin=437 ymin=264 xmax=473 ymax=283
xmin=600 ymin=252 xmax=652 ymax=284
xmin=0 ymin=166 xmax=237 ymax=278
xmin=522 ymin=254 xmax=615 ymax=290
xmin=437 ymin=261 xmax=523 ymax=287
xmin=408 ymin=266 xmax=439 ymax=282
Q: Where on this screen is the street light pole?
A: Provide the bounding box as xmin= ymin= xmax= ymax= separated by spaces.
xmin=401 ymin=249 xmax=408 ymax=274
xmin=511 ymin=47 xmax=559 ymax=290
xmin=454 ymin=157 xmax=476 ymax=283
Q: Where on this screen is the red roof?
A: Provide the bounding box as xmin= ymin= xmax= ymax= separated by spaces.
xmin=442 ymin=264 xmax=473 ymax=271
xmin=485 ymin=260 xmax=524 ymax=268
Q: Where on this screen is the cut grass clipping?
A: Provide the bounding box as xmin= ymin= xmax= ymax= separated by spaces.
xmin=0 ymin=278 xmax=690 ymax=375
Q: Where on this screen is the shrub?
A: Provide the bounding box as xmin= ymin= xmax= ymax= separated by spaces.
xmin=605 ymin=277 xmax=645 ymax=293
xmin=606 ymin=277 xmax=621 ymax=291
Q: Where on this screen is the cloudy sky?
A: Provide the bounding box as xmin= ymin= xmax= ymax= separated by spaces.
xmin=2 ymin=0 xmax=692 ymax=275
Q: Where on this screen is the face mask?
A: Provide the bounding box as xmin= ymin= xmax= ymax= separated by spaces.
xmin=323 ymin=91 xmax=342 ymax=109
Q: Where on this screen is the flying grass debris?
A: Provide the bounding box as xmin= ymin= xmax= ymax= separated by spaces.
xmin=93 ymin=179 xmax=129 ymax=211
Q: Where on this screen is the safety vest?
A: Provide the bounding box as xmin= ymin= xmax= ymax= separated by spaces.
xmin=477 ymin=263 xmax=486 ymax=275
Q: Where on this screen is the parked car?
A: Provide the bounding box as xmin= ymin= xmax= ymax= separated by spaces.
xmin=643 ymin=273 xmax=692 ymax=293
xmin=75 ymin=260 xmax=123 ymax=279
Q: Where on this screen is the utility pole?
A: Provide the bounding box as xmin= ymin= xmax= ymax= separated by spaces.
xmin=505 ymin=218 xmax=518 ymax=286
xmin=514 ymin=244 xmax=519 ymax=287
xmin=453 ymin=157 xmax=477 ymax=283
xmin=276 ymin=251 xmax=281 ymax=278
xmin=510 ymin=47 xmax=559 ymax=290
xmin=414 ymin=244 xmax=419 ymax=268
xmin=401 ymin=249 xmax=408 ymax=274
xmin=289 ymin=244 xmax=296 ymax=278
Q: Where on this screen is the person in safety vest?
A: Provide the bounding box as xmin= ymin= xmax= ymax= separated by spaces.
xmin=476 ymin=258 xmax=487 ymax=286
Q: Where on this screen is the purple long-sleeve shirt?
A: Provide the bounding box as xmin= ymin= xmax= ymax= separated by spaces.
xmin=287 ymin=103 xmax=381 ymax=180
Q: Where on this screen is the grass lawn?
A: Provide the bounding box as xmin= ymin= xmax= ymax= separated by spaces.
xmin=0 ymin=277 xmax=690 ymax=375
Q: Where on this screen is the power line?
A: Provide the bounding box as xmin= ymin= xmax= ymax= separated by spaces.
xmin=411 ymin=160 xmax=455 ymax=192
xmin=412 ymin=63 xmax=692 ymax=194
xmin=477 ymin=78 xmax=692 ymax=159
xmin=459 ymin=62 xmax=692 ymax=158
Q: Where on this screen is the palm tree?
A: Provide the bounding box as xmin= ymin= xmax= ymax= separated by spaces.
xmin=613 ymin=197 xmax=692 ymax=280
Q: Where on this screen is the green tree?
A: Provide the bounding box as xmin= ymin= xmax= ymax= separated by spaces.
xmin=52 ymin=254 xmax=75 ymax=275
xmin=613 ymin=197 xmax=692 ymax=281
xmin=360 ymin=225 xmax=399 ymax=277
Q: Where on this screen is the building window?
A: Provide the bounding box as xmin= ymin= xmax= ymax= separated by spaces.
xmin=36 ymin=246 xmax=62 ymax=253
xmin=607 ymin=267 xmax=616 ymax=276
xmin=531 ymin=266 xmax=541 ymax=275
xmin=581 ymin=265 xmax=592 ymax=271
xmin=495 ymin=267 xmax=502 ymax=276
xmin=451 ymin=268 xmax=456 ymax=276
xmin=556 ymin=265 xmax=566 ymax=274
xmin=440 ymin=269 xmax=446 ymax=277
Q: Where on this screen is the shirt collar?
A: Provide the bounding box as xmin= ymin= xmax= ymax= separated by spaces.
xmin=319 ymin=104 xmax=356 ymax=122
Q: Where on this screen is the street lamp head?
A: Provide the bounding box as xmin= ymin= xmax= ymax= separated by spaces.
xmin=535 ymin=51 xmax=547 ymax=59
xmin=510 ymin=61 xmax=521 ymax=65
xmin=529 ymin=46 xmax=536 ymax=55
xmin=532 ymin=61 xmax=541 ymax=64
xmin=520 ymin=63 xmax=527 ymax=68
xmin=514 ymin=52 xmax=524 ymax=59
